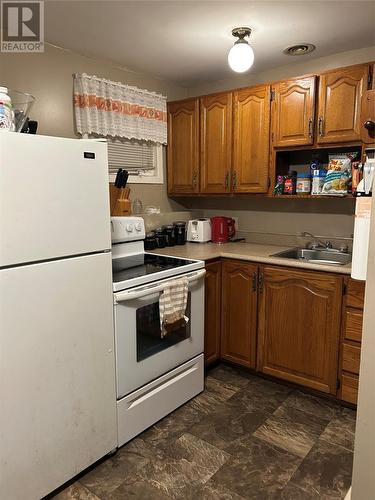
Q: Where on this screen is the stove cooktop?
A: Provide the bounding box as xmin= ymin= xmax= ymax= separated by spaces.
xmin=112 ymin=253 xmax=201 ymax=291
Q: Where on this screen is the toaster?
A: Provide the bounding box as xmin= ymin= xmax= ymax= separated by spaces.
xmin=187 ymin=218 xmax=211 ymax=243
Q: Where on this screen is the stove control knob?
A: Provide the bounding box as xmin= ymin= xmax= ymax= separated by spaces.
xmin=135 ymin=222 xmax=142 ymax=232
xmin=126 ymin=224 xmax=134 ymax=233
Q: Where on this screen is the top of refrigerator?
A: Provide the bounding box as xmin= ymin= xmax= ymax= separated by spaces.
xmin=0 ymin=131 xmax=111 ymax=268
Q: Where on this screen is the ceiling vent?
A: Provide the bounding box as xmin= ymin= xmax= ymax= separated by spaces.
xmin=283 ymin=43 xmax=316 ymax=56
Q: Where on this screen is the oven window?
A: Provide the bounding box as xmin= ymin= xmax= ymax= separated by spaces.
xmin=136 ymin=294 xmax=191 ymax=361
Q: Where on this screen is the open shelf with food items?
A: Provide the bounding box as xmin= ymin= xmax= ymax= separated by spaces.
xmin=272 ymin=145 xmax=363 ymax=198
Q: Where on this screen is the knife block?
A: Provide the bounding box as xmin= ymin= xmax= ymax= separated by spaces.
xmin=113 ymin=199 xmax=132 ymax=216
xmin=109 ymin=184 xmax=132 ymax=216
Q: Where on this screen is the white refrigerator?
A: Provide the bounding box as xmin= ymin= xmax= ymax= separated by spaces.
xmin=0 ymin=131 xmax=117 ymax=499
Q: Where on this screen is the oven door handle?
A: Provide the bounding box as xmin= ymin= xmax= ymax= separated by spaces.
xmin=114 ymin=268 xmax=206 ymax=303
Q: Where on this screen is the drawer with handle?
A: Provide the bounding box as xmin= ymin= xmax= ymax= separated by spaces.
xmin=342 ymin=342 xmax=361 ymax=375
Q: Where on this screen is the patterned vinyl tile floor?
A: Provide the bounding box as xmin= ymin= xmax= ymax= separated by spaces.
xmin=50 ymin=364 xmax=356 ymax=499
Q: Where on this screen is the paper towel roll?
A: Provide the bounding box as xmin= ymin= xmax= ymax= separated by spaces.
xmin=352 ymin=197 xmax=372 ymax=280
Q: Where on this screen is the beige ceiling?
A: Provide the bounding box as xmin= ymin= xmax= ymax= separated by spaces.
xmin=45 ymin=0 xmax=375 ymax=87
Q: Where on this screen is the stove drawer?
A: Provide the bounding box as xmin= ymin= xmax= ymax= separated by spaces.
xmin=117 ymin=354 xmax=204 ymax=447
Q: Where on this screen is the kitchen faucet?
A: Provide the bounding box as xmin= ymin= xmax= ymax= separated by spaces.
xmin=301 ymin=231 xmax=334 ymax=250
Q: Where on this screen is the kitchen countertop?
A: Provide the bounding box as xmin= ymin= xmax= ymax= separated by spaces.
xmin=152 ymin=241 xmax=352 ymax=275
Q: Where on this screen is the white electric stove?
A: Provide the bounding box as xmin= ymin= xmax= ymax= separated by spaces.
xmin=111 ymin=217 xmax=205 ymax=447
xmin=111 ymin=216 xmax=204 ymax=291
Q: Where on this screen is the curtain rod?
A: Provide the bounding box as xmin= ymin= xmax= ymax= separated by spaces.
xmin=73 ymin=73 xmax=167 ymax=100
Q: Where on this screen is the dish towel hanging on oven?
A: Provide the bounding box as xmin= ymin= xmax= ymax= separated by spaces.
xmin=159 ymin=277 xmax=189 ymax=338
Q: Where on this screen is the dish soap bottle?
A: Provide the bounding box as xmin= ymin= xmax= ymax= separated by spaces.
xmin=0 ymin=87 xmax=14 ymax=131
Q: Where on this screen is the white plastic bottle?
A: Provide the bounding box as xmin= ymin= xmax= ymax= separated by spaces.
xmin=0 ymin=87 xmax=14 ymax=131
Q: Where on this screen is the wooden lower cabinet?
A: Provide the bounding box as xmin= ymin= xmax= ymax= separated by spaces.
xmin=342 ymin=342 xmax=361 ymax=375
xmin=204 ymin=261 xmax=222 ymax=366
xmin=344 ymin=308 xmax=363 ymax=342
xmin=338 ymin=278 xmax=365 ymax=404
xmin=346 ymin=278 xmax=366 ymax=309
xmin=221 ymin=260 xmax=258 ymax=368
xmin=206 ymin=259 xmax=362 ymax=404
xmin=257 ymin=266 xmax=343 ymax=394
xmin=341 ymin=373 xmax=359 ymax=405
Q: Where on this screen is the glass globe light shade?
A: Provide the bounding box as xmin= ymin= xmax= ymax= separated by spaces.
xmin=228 ymin=41 xmax=254 ymax=73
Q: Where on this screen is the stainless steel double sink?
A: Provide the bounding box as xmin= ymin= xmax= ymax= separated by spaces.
xmin=271 ymin=247 xmax=351 ymax=266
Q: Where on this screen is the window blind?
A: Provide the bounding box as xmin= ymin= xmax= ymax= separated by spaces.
xmin=107 ymin=139 xmax=156 ymax=176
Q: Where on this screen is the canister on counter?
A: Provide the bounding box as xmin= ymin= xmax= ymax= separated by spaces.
xmin=144 ymin=231 xmax=157 ymax=250
xmin=163 ymin=225 xmax=176 ymax=247
xmin=155 ymin=227 xmax=167 ymax=248
xmin=174 ymin=221 xmax=187 ymax=245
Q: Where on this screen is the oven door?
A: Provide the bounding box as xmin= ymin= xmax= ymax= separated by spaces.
xmin=114 ymin=268 xmax=205 ymax=398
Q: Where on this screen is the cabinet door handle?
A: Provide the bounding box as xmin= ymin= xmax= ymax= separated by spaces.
xmin=252 ymin=271 xmax=257 ymax=292
xmin=364 ymin=120 xmax=375 ymax=131
xmin=318 ymin=117 xmax=324 ymax=136
xmin=232 ymin=170 xmax=237 ymax=191
xmin=308 ymin=118 xmax=313 ymax=138
xmin=225 ymin=171 xmax=229 ymax=190
xmin=258 ymin=272 xmax=264 ymax=293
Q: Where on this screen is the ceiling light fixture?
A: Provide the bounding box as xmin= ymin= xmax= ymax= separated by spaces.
xmin=228 ymin=27 xmax=254 ymax=73
xmin=283 ymin=43 xmax=316 ymax=56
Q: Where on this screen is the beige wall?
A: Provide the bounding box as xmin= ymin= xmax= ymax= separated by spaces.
xmin=179 ymin=196 xmax=355 ymax=245
xmin=0 ymin=43 xmax=189 ymax=212
xmin=185 ymin=46 xmax=375 ymax=97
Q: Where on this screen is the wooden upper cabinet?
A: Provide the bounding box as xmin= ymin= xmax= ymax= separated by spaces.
xmin=257 ymin=266 xmax=343 ymax=394
xmin=221 ymin=260 xmax=258 ymax=368
xmin=272 ymin=76 xmax=316 ymax=147
xmin=317 ymin=65 xmax=368 ymax=144
xmin=204 ymin=260 xmax=222 ymax=366
xmin=233 ymin=85 xmax=270 ymax=193
xmin=200 ymin=93 xmax=232 ymax=194
xmin=360 ymin=86 xmax=375 ymax=144
xmin=167 ymin=99 xmax=199 ymax=194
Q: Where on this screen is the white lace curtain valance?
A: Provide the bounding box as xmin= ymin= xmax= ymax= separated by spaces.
xmin=73 ymin=73 xmax=167 ymax=144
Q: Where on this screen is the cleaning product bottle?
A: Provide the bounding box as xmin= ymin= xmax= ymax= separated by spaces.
xmin=0 ymin=87 xmax=14 ymax=131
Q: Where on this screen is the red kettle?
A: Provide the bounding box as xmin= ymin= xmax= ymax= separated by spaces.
xmin=211 ymin=216 xmax=236 ymax=243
